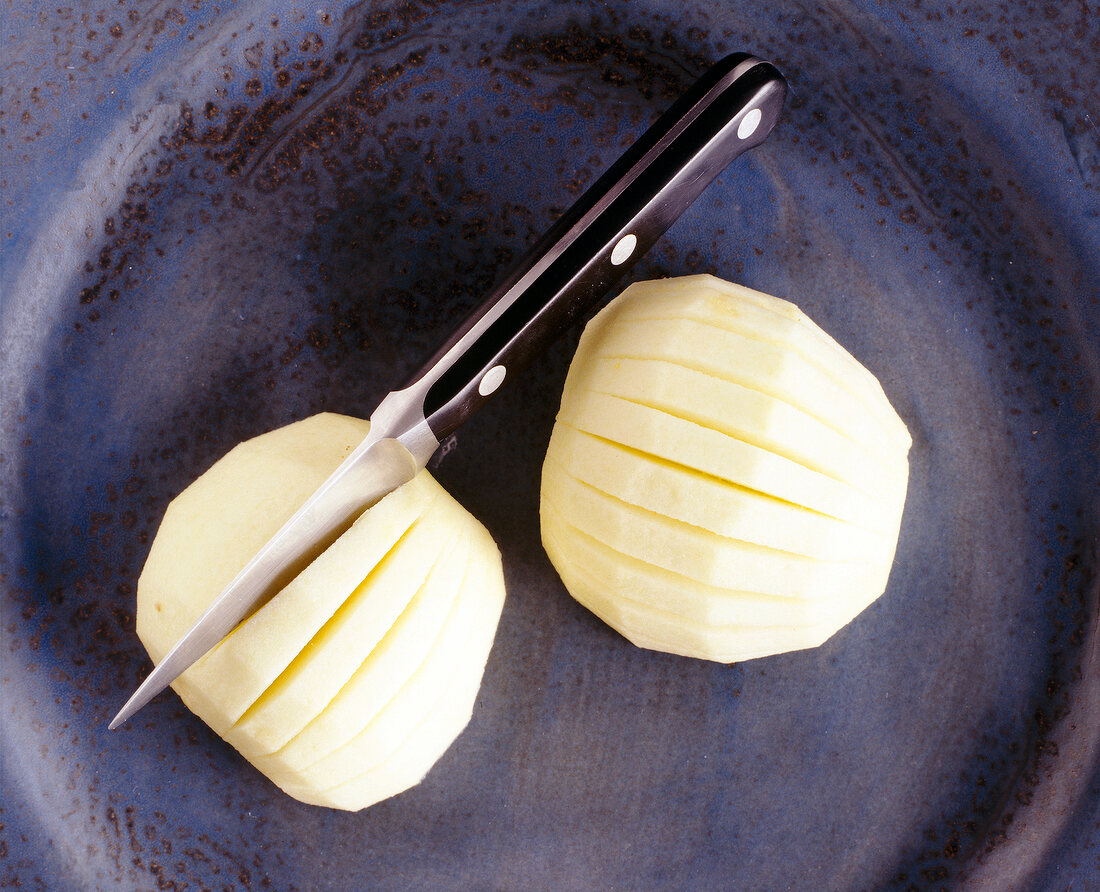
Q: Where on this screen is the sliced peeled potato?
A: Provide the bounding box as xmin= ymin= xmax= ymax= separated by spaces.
xmin=541 ymin=275 xmax=910 ymax=662
xmin=272 ymin=534 xmax=503 ymax=807
xmin=136 ymin=412 xmax=506 ymax=810
xmin=546 ymin=423 xmax=890 ymax=560
xmin=606 ymin=275 xmax=911 ymax=450
xmin=247 ymin=535 xmax=474 ymax=777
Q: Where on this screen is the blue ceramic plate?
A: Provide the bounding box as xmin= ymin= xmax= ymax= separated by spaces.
xmin=2 ymin=2 xmax=1097 ymax=889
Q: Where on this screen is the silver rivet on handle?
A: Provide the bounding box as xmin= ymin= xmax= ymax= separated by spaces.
xmin=610 ymin=233 xmax=637 ymax=265
xmin=478 ymin=364 xmax=507 ymax=396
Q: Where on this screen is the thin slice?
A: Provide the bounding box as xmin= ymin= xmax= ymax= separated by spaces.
xmin=274 ymin=526 xmax=503 ymax=802
xmin=548 ymin=531 xmax=849 ymax=661
xmin=576 ymin=314 xmax=908 ymax=471
xmin=315 ymin=547 xmax=502 ymax=810
xmin=288 ymin=634 xmax=489 ymax=810
xmin=173 ymin=473 xmax=439 ymax=734
xmin=547 ymin=424 xmax=890 ymax=561
xmin=247 ymin=527 xmax=472 ymax=771
xmin=541 ymin=500 xmax=875 ymax=628
xmin=616 ymin=275 xmax=911 ymax=448
xmin=556 ymin=391 xmax=892 ymax=529
xmin=223 ymin=500 xmax=470 ymax=759
xmin=559 ymin=355 xmax=902 ymax=496
xmin=541 ymin=460 xmax=877 ymax=599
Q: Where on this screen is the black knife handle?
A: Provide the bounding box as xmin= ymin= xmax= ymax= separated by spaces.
xmin=408 ymin=54 xmax=787 ymax=442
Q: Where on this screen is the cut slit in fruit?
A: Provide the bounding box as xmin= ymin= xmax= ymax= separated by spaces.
xmin=541 ymin=460 xmax=882 ymax=599
xmin=561 ymin=353 xmax=904 ymax=493
xmin=224 ymin=514 xmax=468 ymax=759
xmin=613 ymin=275 xmax=909 ymax=447
xmin=172 ymin=478 xmax=438 ymax=735
xmin=558 ymin=420 xmax=850 ymax=522
xmin=136 ymin=413 xmax=506 ymax=811
xmin=316 ymin=554 xmax=502 ymax=810
xmin=541 ymin=498 xmax=890 ymax=622
xmin=576 ymin=314 xmax=899 ymax=455
xmin=541 ymin=276 xmax=910 ymax=663
xmin=597 ymin=274 xmax=910 ymax=442
xmin=555 ymin=391 xmax=895 ymax=529
xmin=545 ymin=424 xmax=891 ymax=560
xmin=251 ymin=531 xmax=474 ymax=775
xmin=271 ymin=537 xmax=502 ymax=799
xmin=541 ymin=499 xmax=881 ymax=623
xmin=548 ymin=531 xmax=856 ymax=662
xmin=284 ymin=637 xmax=488 ymax=810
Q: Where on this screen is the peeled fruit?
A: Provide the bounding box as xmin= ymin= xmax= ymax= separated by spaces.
xmin=541 ymin=275 xmax=910 ymax=662
xmin=136 ymin=413 xmax=506 ymax=810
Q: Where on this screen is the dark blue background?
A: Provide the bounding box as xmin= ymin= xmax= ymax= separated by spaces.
xmin=2 ymin=1 xmax=1097 ymax=889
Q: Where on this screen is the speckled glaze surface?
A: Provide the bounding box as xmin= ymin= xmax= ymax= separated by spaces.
xmin=2 ymin=2 xmax=1098 ymax=890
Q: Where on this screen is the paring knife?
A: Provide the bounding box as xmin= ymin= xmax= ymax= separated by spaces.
xmin=110 ymin=53 xmax=788 ymax=729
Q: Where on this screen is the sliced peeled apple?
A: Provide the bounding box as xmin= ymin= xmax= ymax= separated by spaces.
xmin=136 ymin=412 xmax=506 ymax=810
xmin=541 ymin=275 xmax=910 ymax=662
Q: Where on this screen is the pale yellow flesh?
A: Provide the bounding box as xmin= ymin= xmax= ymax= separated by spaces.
xmin=315 ymin=642 xmax=492 ymax=811
xmin=574 ymin=315 xmax=908 ymax=481
xmin=614 ymin=275 xmax=911 ymax=449
xmin=281 ymin=527 xmax=500 ymax=790
xmin=555 ymin=390 xmax=890 ymax=528
xmin=246 ymin=529 xmax=473 ymax=770
xmin=273 ymin=531 xmax=504 ymax=808
xmin=284 ymin=640 xmax=489 ymax=811
xmin=559 ymin=354 xmax=903 ymax=496
xmin=541 ymin=501 xmax=846 ymax=627
xmin=136 ymin=412 xmax=506 ymax=811
xmin=549 ymin=540 xmax=831 ymax=661
xmin=542 ymin=460 xmax=880 ymax=598
xmin=222 ymin=502 xmax=466 ymax=758
xmin=547 ymin=423 xmax=891 ymax=560
xmin=541 ymin=275 xmax=911 ymax=663
xmin=543 ymin=504 xmax=893 ymax=661
xmin=137 ymin=413 xmax=373 ymax=663
xmin=172 ymin=476 xmax=438 ymax=734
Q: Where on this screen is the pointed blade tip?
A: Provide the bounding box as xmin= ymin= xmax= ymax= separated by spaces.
xmin=108 ymin=697 xmax=134 ymax=730
xmin=109 ymin=696 xmax=143 ymax=730
xmin=108 ymin=672 xmax=162 ymax=729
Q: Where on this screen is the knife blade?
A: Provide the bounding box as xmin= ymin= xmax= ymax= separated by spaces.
xmin=110 ymin=52 xmax=788 ymax=729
